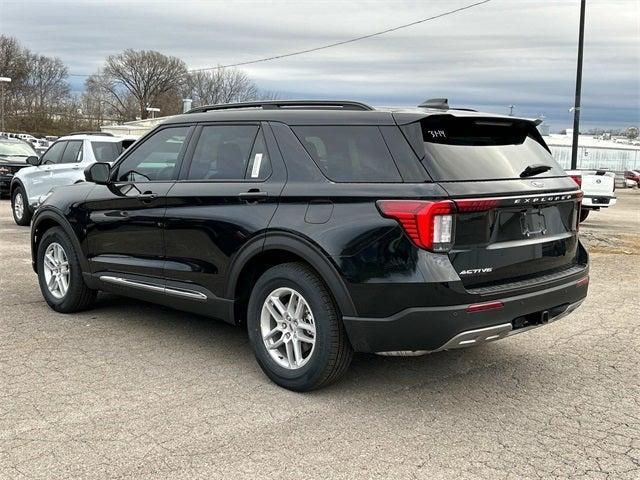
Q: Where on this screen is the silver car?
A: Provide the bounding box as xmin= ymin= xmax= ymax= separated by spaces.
xmin=10 ymin=133 xmax=134 ymax=225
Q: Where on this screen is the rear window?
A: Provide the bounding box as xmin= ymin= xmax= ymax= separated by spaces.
xmin=293 ymin=126 xmax=402 ymax=182
xmin=401 ymin=116 xmax=565 ymax=181
xmin=91 ymin=141 xmax=123 ymax=162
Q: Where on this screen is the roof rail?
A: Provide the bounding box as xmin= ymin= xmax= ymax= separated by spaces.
xmin=68 ymin=131 xmax=114 ymax=137
xmin=186 ymin=100 xmax=375 ymax=114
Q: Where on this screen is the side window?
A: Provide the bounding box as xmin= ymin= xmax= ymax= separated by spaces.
xmin=187 ymin=125 xmax=260 ymax=180
xmin=60 ymin=140 xmax=83 ymax=164
xmin=292 ymin=126 xmax=402 ymax=183
xmin=245 ymin=131 xmax=272 ymax=180
xmin=41 ymin=141 xmax=67 ymax=165
xmin=114 ymin=127 xmax=189 ymax=182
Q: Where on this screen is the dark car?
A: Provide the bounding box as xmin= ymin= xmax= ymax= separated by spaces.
xmin=29 ymin=99 xmax=589 ymax=391
xmin=0 ymin=137 xmax=38 ymax=197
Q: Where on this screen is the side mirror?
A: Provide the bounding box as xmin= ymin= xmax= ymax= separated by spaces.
xmin=26 ymin=156 xmax=40 ymax=166
xmin=85 ymin=162 xmax=111 ymax=185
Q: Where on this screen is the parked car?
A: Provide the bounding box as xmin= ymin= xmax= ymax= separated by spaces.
xmin=624 ymin=170 xmax=640 ymax=188
xmin=565 ymin=169 xmax=616 ymax=222
xmin=10 ymin=132 xmax=126 ymax=225
xmin=0 ymin=137 xmax=39 ymax=198
xmin=29 ymin=100 xmax=588 ymax=391
xmin=28 ymin=138 xmax=50 ymax=156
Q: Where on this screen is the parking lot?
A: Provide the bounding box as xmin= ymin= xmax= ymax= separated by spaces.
xmin=0 ymin=192 xmax=638 ymax=479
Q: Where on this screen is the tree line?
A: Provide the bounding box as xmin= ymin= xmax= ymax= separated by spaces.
xmin=0 ymin=35 xmax=277 ymax=136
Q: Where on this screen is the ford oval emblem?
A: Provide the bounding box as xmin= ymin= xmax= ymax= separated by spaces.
xmin=530 ymin=181 xmax=545 ymax=188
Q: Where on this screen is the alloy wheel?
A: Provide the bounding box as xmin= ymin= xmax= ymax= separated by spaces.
xmin=43 ymin=242 xmax=70 ymax=299
xmin=13 ymin=192 xmax=24 ymax=220
xmin=260 ymin=287 xmax=316 ymax=369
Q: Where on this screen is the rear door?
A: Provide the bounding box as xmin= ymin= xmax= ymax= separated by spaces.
xmin=163 ymin=122 xmax=285 ymax=310
xmin=581 ymin=171 xmax=615 ymax=204
xmin=399 ymin=114 xmax=583 ymax=290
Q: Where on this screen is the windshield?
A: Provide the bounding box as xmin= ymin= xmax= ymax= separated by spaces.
xmin=91 ymin=141 xmax=123 ymax=162
xmin=401 ymin=116 xmax=565 ymax=181
xmin=0 ymin=141 xmax=36 ymax=161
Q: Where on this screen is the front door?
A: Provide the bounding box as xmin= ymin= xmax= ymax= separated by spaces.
xmin=163 ymin=122 xmax=285 ymax=311
xmin=28 ymin=140 xmax=67 ymax=204
xmin=47 ymin=139 xmax=84 ymax=189
xmin=84 ymin=125 xmax=192 ymax=279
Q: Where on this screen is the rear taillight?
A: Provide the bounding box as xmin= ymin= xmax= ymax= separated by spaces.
xmin=570 ymin=175 xmax=582 ymax=187
xmin=377 ymin=200 xmax=454 ymax=252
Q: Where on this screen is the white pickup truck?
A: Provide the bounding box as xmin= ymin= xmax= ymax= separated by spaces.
xmin=566 ymin=169 xmax=617 ymax=222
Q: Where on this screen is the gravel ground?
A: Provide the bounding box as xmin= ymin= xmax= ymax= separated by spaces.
xmin=0 ymin=192 xmax=639 ymax=480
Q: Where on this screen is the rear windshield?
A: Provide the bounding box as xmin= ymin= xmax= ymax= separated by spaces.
xmin=91 ymin=141 xmax=123 ymax=162
xmin=401 ymin=116 xmax=565 ymax=181
xmin=293 ymin=126 xmax=402 ymax=182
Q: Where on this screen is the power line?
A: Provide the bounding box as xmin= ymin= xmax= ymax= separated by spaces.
xmin=69 ymin=0 xmax=491 ymax=78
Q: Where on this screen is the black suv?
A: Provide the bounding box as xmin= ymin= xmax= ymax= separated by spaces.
xmin=30 ymin=99 xmax=589 ymax=391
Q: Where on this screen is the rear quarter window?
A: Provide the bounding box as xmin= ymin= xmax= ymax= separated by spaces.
xmin=292 ymin=126 xmax=402 ymax=182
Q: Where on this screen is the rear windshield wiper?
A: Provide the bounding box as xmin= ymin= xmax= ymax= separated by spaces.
xmin=520 ymin=164 xmax=552 ymax=178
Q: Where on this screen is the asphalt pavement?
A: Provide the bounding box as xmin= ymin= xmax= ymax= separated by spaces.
xmin=0 ymin=191 xmax=638 ymax=479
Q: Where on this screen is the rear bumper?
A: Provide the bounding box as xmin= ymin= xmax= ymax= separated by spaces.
xmin=342 ymin=274 xmax=589 ymax=353
xmin=583 ymin=196 xmax=616 ymax=208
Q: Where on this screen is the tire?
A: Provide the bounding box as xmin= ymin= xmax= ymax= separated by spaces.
xmin=247 ymin=262 xmax=353 ymax=391
xmin=37 ymin=226 xmax=97 ymax=313
xmin=579 ymin=209 xmax=590 ymax=223
xmin=11 ymin=186 xmax=32 ymax=226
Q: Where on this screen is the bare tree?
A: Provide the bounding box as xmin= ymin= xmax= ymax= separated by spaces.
xmin=185 ymin=68 xmax=275 ymax=106
xmin=23 ymin=54 xmax=70 ymax=111
xmin=98 ymin=49 xmax=188 ymax=119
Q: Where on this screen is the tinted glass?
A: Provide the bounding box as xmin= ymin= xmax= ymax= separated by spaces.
xmin=115 ymin=127 xmax=189 ymax=182
xmin=293 ymin=126 xmax=402 ymax=182
xmin=60 ymin=141 xmax=83 ymax=164
xmin=187 ymin=125 xmax=258 ymax=180
xmin=91 ymin=141 xmax=123 ymax=162
xmin=41 ymin=141 xmax=67 ymax=164
xmin=245 ymin=132 xmax=272 ymax=180
xmin=402 ymin=116 xmax=565 ymax=181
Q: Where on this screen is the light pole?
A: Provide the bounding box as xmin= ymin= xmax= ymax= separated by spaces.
xmin=145 ymin=107 xmax=160 ymax=119
xmin=571 ymin=0 xmax=586 ymax=170
xmin=508 ymin=105 xmax=515 ymax=116
xmin=0 ymin=77 xmax=11 ymax=134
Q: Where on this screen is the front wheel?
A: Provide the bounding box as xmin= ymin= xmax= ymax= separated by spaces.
xmin=247 ymin=262 xmax=353 ymax=391
xmin=11 ymin=186 xmax=32 ymax=226
xmin=37 ymin=227 xmax=97 ymax=313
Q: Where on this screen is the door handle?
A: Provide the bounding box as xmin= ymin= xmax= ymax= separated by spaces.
xmin=137 ymin=192 xmax=158 ymax=202
xmin=239 ymin=190 xmax=269 ymax=201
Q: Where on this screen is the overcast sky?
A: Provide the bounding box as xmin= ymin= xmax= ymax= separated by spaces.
xmin=1 ymin=0 xmax=638 ymax=131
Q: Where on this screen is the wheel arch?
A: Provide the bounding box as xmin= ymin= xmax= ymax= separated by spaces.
xmin=226 ymin=232 xmax=357 ymax=325
xmin=31 ymin=209 xmax=89 ymax=274
xmin=10 ymin=178 xmax=26 ymax=198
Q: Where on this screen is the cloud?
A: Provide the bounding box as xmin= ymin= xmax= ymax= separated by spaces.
xmin=1 ymin=0 xmax=638 ymax=130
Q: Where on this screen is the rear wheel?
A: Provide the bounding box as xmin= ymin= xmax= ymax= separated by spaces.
xmin=11 ymin=186 xmax=32 ymax=226
xmin=579 ymin=209 xmax=590 ymax=223
xmin=37 ymin=227 xmax=97 ymax=313
xmin=247 ymin=262 xmax=353 ymax=391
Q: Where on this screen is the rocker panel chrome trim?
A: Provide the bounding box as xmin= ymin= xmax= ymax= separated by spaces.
xmin=99 ymin=275 xmax=208 ymax=301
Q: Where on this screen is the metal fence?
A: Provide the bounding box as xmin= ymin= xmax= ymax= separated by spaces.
xmin=549 ymin=144 xmax=640 ymax=172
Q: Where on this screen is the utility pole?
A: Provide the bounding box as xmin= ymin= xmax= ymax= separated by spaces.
xmin=571 ymin=0 xmax=586 ymax=170
xmin=0 ymin=77 xmax=12 ymax=133
xmin=508 ymin=105 xmax=515 ymax=116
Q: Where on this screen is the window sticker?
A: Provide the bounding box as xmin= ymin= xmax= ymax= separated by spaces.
xmin=251 ymin=153 xmax=263 ymax=178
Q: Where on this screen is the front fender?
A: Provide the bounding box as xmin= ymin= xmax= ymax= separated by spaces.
xmin=30 ymin=207 xmax=90 ymax=274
